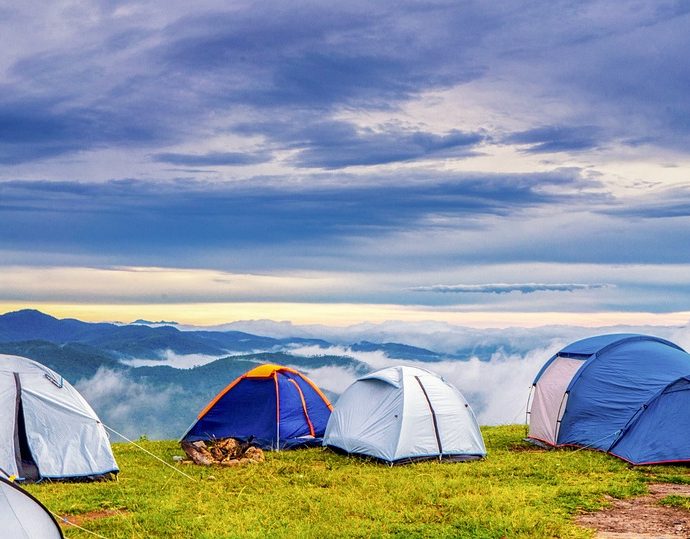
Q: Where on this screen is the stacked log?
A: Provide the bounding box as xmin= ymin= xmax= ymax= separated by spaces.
xmin=180 ymin=438 xmax=265 ymax=466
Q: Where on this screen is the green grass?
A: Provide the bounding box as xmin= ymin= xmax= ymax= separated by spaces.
xmin=659 ymin=495 xmax=690 ymax=510
xmin=24 ymin=425 xmax=688 ymax=538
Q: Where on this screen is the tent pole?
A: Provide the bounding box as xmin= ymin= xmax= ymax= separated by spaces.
xmin=274 ymin=372 xmax=280 ymax=452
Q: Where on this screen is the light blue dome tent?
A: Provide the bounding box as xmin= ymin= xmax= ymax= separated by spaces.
xmin=527 ymin=334 xmax=690 ymax=465
xmin=0 ymin=475 xmax=63 ymax=538
xmin=324 ymin=366 xmax=486 ymax=464
xmin=0 ymin=354 xmax=118 ymax=482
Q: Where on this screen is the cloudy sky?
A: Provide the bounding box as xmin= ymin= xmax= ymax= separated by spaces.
xmin=1 ymin=0 xmax=689 ymax=326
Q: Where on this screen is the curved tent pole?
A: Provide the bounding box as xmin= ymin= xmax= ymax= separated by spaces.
xmin=273 ymin=372 xmax=280 ymax=452
xmin=565 ymin=335 xmax=685 ymax=394
xmin=554 ymin=391 xmax=570 ymax=444
xmin=525 ymin=384 xmax=535 ymax=435
xmin=606 ymin=377 xmax=688 ymax=453
xmin=287 ymin=379 xmax=316 ymax=437
xmin=414 ymin=376 xmax=443 ymax=459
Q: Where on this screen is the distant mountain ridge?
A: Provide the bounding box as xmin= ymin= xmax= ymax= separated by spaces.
xmin=0 ymin=309 xmax=453 ymax=438
xmin=0 ymin=309 xmax=443 ymax=361
xmin=0 ymin=309 xmax=324 ymax=358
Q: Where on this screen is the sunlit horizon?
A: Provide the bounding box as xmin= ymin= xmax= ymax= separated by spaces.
xmin=2 ymin=303 xmax=689 ymax=330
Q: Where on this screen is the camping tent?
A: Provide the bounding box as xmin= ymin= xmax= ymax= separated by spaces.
xmin=0 ymin=354 xmax=118 ymax=481
xmin=181 ymin=364 xmax=333 ymax=450
xmin=527 ymin=334 xmax=690 ymax=464
xmin=0 ymin=475 xmax=63 ymax=538
xmin=323 ymin=366 xmax=486 ymax=463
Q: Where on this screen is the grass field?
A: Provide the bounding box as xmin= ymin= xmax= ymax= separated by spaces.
xmin=24 ymin=425 xmax=689 ymax=538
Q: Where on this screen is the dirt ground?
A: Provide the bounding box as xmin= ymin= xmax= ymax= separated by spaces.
xmin=59 ymin=508 xmax=127 ymax=527
xmin=577 ymin=483 xmax=690 ymax=538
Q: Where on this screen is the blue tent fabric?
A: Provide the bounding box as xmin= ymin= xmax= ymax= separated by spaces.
xmin=184 ymin=378 xmax=278 ymax=446
xmin=182 ymin=364 xmax=332 ymax=450
xmin=558 ymin=333 xmax=642 ymax=356
xmin=530 ymin=334 xmax=690 ymax=464
xmin=275 ymin=370 xmax=332 ymax=445
xmin=609 ymin=377 xmax=690 ymax=464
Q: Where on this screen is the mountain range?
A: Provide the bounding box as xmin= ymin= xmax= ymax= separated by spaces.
xmin=0 ymin=309 xmax=457 ymax=438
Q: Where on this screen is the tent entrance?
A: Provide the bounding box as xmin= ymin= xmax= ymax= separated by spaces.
xmin=528 ymin=356 xmax=584 ymax=445
xmin=13 ymin=374 xmax=39 ymax=481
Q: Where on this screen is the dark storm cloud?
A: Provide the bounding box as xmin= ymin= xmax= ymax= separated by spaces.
xmin=235 ymin=120 xmax=485 ymax=168
xmin=504 ymin=125 xmax=603 ymax=153
xmin=2 ymin=1 xmax=690 ymax=297
xmin=154 ymin=5 xmax=489 ymax=108
xmin=151 ymin=151 xmax=272 ymax=167
xmin=599 ymin=185 xmax=690 ymax=219
xmin=1 ymin=1 xmax=689 ymax=164
xmin=0 ymin=2 xmax=492 ymax=164
xmin=0 ymin=168 xmax=602 ymax=258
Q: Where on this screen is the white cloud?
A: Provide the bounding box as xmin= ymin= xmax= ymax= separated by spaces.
xmin=288 ymin=339 xmax=566 ymax=426
xmin=77 ymin=320 xmax=690 ymax=436
xmin=302 ymin=365 xmax=359 ymax=395
xmin=443 ymin=345 xmax=562 ymax=425
xmin=75 ymin=367 xmax=183 ymax=439
xmin=121 ymin=350 xmax=227 ymax=369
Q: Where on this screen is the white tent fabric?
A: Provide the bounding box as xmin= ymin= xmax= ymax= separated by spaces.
xmin=528 ymin=356 xmax=584 ymax=445
xmin=0 ymin=476 xmax=63 ymax=538
xmin=0 ymin=354 xmax=118 ymax=480
xmin=323 ymin=366 xmax=486 ymax=463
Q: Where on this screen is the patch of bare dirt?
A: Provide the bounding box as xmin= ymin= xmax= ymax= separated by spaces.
xmin=577 ymin=483 xmax=690 ymax=538
xmin=59 ymin=509 xmax=128 ymax=527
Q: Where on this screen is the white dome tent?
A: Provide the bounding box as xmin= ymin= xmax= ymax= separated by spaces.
xmin=0 ymin=475 xmax=63 ymax=538
xmin=0 ymin=354 xmax=118 ymax=481
xmin=323 ymin=366 xmax=486 ymax=463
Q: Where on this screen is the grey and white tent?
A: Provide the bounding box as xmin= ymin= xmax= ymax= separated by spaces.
xmin=0 ymin=476 xmax=63 ymax=538
xmin=0 ymin=354 xmax=118 ymax=481
xmin=323 ymin=366 xmax=486 ymax=463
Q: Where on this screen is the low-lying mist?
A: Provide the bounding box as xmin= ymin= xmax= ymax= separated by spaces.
xmin=76 ymin=320 xmax=690 ymax=439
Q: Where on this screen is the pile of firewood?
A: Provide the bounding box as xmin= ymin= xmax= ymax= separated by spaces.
xmin=180 ymin=437 xmax=265 ymax=467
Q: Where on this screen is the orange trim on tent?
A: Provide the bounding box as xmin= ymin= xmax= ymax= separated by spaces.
xmin=196 ymin=364 xmax=284 ymax=419
xmin=288 ymin=378 xmax=316 ymax=437
xmin=196 ymin=363 xmax=333 ymax=420
xmin=295 ymin=372 xmax=334 ymax=412
xmin=197 ymin=375 xmax=243 ymax=419
xmin=245 ymin=363 xmax=301 ymax=378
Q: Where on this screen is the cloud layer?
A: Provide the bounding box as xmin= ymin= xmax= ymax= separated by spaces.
xmin=411 ymin=283 xmax=610 ymax=294
xmin=69 ymin=318 xmax=690 ymax=438
xmin=1 ymin=1 xmax=690 ymax=318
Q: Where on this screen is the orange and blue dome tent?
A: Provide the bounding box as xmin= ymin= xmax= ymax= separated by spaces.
xmin=181 ymin=364 xmax=333 ymax=450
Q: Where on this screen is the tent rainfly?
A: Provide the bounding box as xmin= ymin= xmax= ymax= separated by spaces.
xmin=181 ymin=364 xmax=333 ymax=450
xmin=527 ymin=333 xmax=690 ymax=465
xmin=323 ymin=366 xmax=486 ymax=463
xmin=0 ymin=354 xmax=118 ymax=481
xmin=0 ymin=475 xmax=64 ymax=538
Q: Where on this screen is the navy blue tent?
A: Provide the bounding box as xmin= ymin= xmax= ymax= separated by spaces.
xmin=181 ymin=364 xmax=333 ymax=450
xmin=527 ymin=334 xmax=690 ymax=465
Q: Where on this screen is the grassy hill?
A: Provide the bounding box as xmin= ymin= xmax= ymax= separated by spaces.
xmin=25 ymin=425 xmax=689 ymax=538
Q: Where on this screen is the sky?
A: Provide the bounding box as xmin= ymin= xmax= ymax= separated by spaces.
xmin=1 ymin=0 xmax=690 ymax=326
